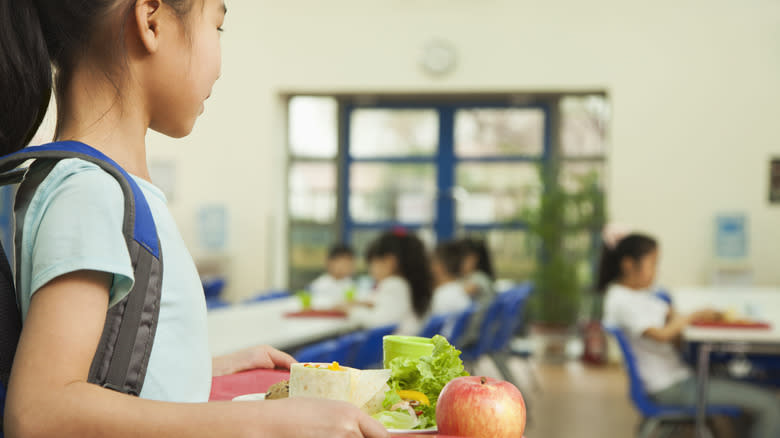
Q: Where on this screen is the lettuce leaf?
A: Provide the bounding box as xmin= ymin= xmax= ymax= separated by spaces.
xmin=382 ymin=335 xmax=469 ymax=429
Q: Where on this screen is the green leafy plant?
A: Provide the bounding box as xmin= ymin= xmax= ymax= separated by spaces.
xmin=521 ymin=159 xmax=605 ymax=326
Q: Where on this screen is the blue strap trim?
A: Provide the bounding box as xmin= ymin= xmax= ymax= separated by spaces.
xmin=3 ymin=142 xmax=159 ymax=258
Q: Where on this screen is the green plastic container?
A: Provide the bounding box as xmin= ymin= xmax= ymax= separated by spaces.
xmin=383 ymin=335 xmax=434 ymax=368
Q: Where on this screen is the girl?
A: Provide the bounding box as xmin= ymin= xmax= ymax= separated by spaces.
xmin=599 ymin=232 xmax=780 ymax=438
xmin=459 ymin=238 xmax=496 ymax=302
xmin=429 ymin=241 xmax=471 ymax=316
xmin=356 ymin=230 xmax=432 ymax=336
xmin=0 ymin=1 xmax=387 ymax=437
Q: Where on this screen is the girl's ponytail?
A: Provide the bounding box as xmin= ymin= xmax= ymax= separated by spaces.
xmin=0 ymin=0 xmax=53 ymax=155
xmin=396 ymin=234 xmax=433 ymax=318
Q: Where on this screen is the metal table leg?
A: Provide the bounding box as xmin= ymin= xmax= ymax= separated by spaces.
xmin=695 ymin=342 xmax=713 ymax=438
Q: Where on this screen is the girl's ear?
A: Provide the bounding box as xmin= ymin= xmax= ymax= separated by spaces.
xmin=134 ymin=0 xmax=163 ymax=54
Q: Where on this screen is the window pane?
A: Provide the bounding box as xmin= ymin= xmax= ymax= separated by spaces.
xmin=456 ymin=163 xmax=541 ymax=224
xmin=289 ymin=96 xmax=338 ymax=158
xmin=350 ymin=109 xmax=438 ymax=157
xmin=559 ymin=161 xmax=606 ymax=193
xmin=560 ymin=95 xmax=610 ymax=157
xmin=289 ymin=162 xmax=336 ymax=223
xmin=455 ymin=108 xmax=544 ymax=157
xmin=350 ymin=164 xmax=436 ymax=223
xmin=460 ymin=230 xmax=535 ymax=281
xmin=289 ymin=223 xmax=336 ymax=290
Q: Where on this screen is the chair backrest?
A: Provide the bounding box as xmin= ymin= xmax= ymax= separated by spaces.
xmin=419 ymin=313 xmax=449 ymax=339
xmin=202 ymin=277 xmax=226 ymax=299
xmin=468 ymin=296 xmax=506 ymax=358
xmin=294 ymin=339 xmax=344 ymax=363
xmin=443 ymin=306 xmax=477 ymax=348
xmin=654 ymin=289 xmax=673 ymax=306
xmin=604 ymin=325 xmax=664 ymax=417
xmin=490 ymin=284 xmax=532 ymax=353
xmin=352 ymin=324 xmax=398 ymax=369
xmin=337 ymin=331 xmax=369 ymax=367
xmin=242 ymin=290 xmax=290 ymax=304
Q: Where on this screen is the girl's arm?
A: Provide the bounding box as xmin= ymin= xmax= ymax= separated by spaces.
xmin=5 ymin=270 xmax=387 ymax=438
xmin=643 ymin=308 xmax=721 ymax=343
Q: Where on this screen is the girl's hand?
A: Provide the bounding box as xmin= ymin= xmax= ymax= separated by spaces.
xmin=690 ymin=308 xmax=723 ymax=323
xmin=259 ymin=398 xmax=389 ymax=438
xmin=212 ymin=345 xmax=296 ymax=376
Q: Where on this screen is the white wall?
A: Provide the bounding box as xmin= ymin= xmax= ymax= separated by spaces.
xmin=146 ymin=0 xmax=780 ymax=301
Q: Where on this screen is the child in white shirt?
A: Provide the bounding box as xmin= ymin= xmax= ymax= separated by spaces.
xmin=600 ymin=232 xmax=780 ymax=438
xmin=351 ymin=230 xmax=433 ymax=336
xmin=309 ymin=244 xmax=355 ymax=308
xmin=430 ymin=241 xmax=471 ymax=315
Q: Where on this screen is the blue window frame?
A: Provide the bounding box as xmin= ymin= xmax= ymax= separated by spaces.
xmin=341 ymin=101 xmax=551 ymax=247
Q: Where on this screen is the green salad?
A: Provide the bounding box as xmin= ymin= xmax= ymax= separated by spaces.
xmin=372 ymin=335 xmax=469 ymax=429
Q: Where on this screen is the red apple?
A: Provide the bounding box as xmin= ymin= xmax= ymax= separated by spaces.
xmin=436 ymin=376 xmax=526 ymax=438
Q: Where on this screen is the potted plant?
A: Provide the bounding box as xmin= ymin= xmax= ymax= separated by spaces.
xmin=521 ymin=159 xmax=605 ymax=362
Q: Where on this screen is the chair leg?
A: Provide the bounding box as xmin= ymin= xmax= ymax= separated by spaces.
xmin=638 ymin=417 xmax=661 ymax=438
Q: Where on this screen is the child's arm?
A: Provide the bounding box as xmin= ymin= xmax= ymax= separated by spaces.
xmin=212 ymin=345 xmax=296 ymax=377
xmin=5 ymin=270 xmax=388 ymax=438
xmin=643 ymin=309 xmax=721 ymax=343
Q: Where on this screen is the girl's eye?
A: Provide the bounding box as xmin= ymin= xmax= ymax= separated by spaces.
xmin=217 ymin=27 xmax=224 ymax=32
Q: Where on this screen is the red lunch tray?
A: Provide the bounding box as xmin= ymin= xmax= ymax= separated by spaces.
xmin=284 ymin=309 xmax=348 ymax=318
xmin=210 ymin=369 xmax=474 ymax=437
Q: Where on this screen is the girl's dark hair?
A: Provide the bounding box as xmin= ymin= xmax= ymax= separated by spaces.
xmin=0 ymin=0 xmax=197 ymax=155
xmin=596 ymin=233 xmax=658 ymax=293
xmin=433 ymin=241 xmax=465 ymax=278
xmin=460 ymin=238 xmax=495 ymax=280
xmin=366 ymin=231 xmax=433 ymax=318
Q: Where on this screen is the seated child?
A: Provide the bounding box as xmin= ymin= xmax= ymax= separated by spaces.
xmin=310 ymin=244 xmax=356 ymax=308
xmin=352 ymin=230 xmax=433 ymax=336
xmin=600 ymin=231 xmax=780 ymax=438
xmin=430 ymin=241 xmax=471 ymax=315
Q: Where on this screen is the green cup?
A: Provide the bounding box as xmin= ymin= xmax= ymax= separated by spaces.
xmin=383 ymin=335 xmax=434 ymax=369
xmin=295 ymin=290 xmax=312 ymax=310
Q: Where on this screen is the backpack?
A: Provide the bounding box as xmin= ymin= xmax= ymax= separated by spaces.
xmin=0 ymin=142 xmax=163 ymax=436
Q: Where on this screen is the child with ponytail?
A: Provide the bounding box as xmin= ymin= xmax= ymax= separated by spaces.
xmin=600 ymin=227 xmax=780 ymax=438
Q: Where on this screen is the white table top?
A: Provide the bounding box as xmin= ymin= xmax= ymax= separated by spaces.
xmin=207 ymin=298 xmax=361 ymax=356
xmin=683 ymin=326 xmax=780 ymax=344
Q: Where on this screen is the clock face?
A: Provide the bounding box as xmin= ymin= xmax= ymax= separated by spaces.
xmin=421 ymin=40 xmax=457 ymax=76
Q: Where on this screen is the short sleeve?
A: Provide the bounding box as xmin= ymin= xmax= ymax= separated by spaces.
xmin=605 ymin=289 xmax=668 ymax=338
xmin=24 ymin=162 xmax=135 ymax=309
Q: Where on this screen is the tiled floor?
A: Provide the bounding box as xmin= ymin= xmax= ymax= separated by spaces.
xmin=473 ymin=357 xmax=641 ymax=438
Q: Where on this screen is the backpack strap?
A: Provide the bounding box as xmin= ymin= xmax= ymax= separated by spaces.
xmin=0 ymin=141 xmax=162 ymax=397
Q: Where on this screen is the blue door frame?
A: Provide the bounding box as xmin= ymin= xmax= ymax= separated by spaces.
xmin=340 ymin=101 xmax=552 ymax=245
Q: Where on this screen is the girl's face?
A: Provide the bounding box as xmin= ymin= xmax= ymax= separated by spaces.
xmin=622 ymin=249 xmax=658 ymax=290
xmin=146 ymin=0 xmax=225 ymax=137
xmin=461 ymin=253 xmax=478 ymax=275
xmin=369 ymin=254 xmax=398 ymax=282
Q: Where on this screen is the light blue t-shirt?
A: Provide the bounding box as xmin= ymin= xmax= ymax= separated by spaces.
xmin=16 ymin=158 xmax=212 ymax=402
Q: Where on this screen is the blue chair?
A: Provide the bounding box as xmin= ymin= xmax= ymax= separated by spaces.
xmin=202 ymin=276 xmax=226 ymax=299
xmin=294 ymin=339 xmax=344 ymax=363
xmin=205 ymin=297 xmax=230 ymax=310
xmin=490 ymin=284 xmax=532 ymax=354
xmin=242 ymin=290 xmax=291 ymax=304
xmin=605 ymin=326 xmax=740 ymax=438
xmin=418 ymin=313 xmax=449 ymax=338
xmin=352 ymin=324 xmax=398 ymax=369
xmin=336 ymin=330 xmax=370 ymax=367
xmin=442 ymin=305 xmax=477 ymax=348
xmin=460 ymin=297 xmax=505 ymax=362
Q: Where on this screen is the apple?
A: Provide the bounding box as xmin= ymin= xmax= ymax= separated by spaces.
xmin=436 ymin=376 xmax=526 ymax=438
